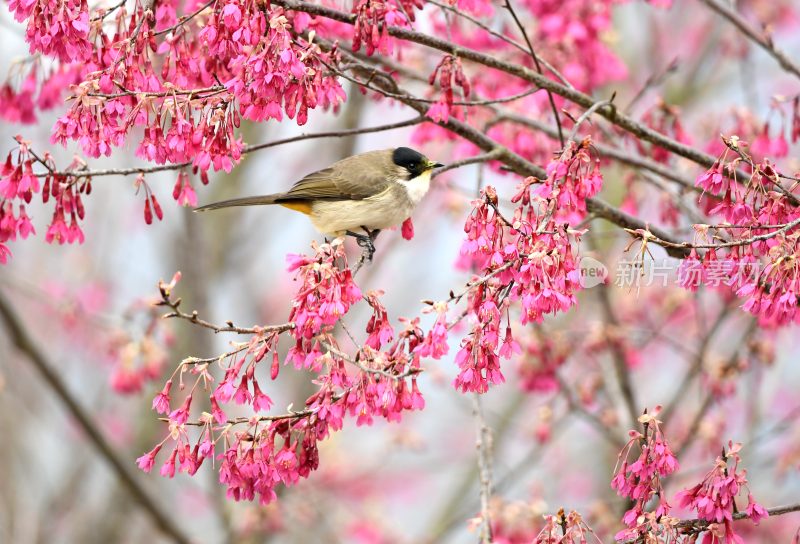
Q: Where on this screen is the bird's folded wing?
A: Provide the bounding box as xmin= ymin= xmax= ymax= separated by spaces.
xmin=280 ymin=152 xmax=394 ymax=202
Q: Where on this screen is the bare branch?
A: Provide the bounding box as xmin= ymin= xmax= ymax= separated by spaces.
xmin=157 ymin=290 xmax=294 ymax=335
xmin=566 ymin=97 xmax=615 ymax=142
xmin=472 ymin=394 xmax=494 ymax=544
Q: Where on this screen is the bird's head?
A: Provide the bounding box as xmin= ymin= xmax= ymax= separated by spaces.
xmin=392 ymin=147 xmax=444 ymax=179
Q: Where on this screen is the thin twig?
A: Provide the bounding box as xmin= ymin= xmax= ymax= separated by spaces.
xmin=555 ymin=373 xmax=626 ymax=449
xmin=318 ymin=339 xmax=423 ymax=380
xmin=31 ymin=116 xmax=426 ymax=178
xmin=91 ymin=0 xmax=128 ymax=21
xmin=676 ymin=502 xmax=800 ymax=533
xmin=624 ymin=58 xmax=679 ymax=113
xmin=336 ymin=62 xmax=540 ymax=106
xmin=503 ymin=0 xmax=564 ymax=146
xmin=625 ymin=215 xmax=800 ymax=251
xmin=660 ymin=306 xmax=732 ymax=425
xmin=159 ymin=296 xmax=294 ymax=335
xmin=566 ymin=97 xmax=615 ymax=142
xmin=153 ymin=0 xmax=215 ymax=37
xmin=472 ymin=394 xmax=494 ymax=543
xmin=433 ymin=150 xmax=503 ymax=178
xmin=594 ymin=272 xmax=639 ymax=430
xmin=673 ymin=319 xmax=758 ymax=458
xmin=701 ymin=0 xmax=800 ymax=81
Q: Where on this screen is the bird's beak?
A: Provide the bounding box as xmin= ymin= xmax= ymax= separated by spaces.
xmin=427 ymin=159 xmax=445 ymax=169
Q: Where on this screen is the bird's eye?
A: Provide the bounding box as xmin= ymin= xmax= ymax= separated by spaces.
xmin=408 ymin=162 xmax=417 ymax=169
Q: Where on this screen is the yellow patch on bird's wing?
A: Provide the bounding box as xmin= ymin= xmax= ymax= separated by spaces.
xmin=279 ymin=201 xmax=313 ymax=215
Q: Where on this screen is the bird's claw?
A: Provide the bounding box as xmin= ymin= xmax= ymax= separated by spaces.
xmin=346 ymin=228 xmax=381 ymax=270
xmin=355 ymin=234 xmax=376 ymax=262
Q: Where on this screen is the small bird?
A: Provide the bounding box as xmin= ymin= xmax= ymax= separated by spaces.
xmin=195 ymin=147 xmax=443 ymax=259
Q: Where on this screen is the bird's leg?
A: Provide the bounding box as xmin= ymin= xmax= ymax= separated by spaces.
xmin=345 ymin=229 xmax=376 ymax=263
xmin=360 ymin=226 xmax=382 ymax=262
xmin=362 ymin=227 xmax=381 ymax=244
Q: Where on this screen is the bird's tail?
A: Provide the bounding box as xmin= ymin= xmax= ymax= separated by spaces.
xmin=194 ymin=195 xmax=280 ymax=212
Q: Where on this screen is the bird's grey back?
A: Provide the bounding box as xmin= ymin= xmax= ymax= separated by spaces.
xmin=282 ymin=148 xmax=400 ymax=202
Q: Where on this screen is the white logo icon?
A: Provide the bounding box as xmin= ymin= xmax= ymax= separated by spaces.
xmin=578 ymin=256 xmax=608 ymax=288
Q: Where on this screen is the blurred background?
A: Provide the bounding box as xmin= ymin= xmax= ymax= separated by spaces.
xmin=2 ymin=0 xmax=800 ymax=542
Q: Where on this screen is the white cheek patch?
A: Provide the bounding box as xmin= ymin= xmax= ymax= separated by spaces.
xmin=399 ymin=169 xmax=432 ymax=205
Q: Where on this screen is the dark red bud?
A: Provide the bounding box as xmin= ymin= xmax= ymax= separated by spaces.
xmin=151 ymin=195 xmax=163 ymax=220
xmin=271 ymin=351 xmax=280 ymax=380
xmin=144 ymin=198 xmax=153 ymax=224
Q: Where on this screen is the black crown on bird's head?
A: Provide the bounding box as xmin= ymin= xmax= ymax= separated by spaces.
xmin=392 ymin=147 xmax=444 ymax=178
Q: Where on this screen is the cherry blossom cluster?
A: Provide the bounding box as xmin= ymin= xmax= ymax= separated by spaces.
xmin=532 ymin=509 xmax=600 ymax=544
xmin=0 ymin=139 xmax=38 ymax=262
xmin=454 ymin=142 xmax=602 ymax=393
xmin=675 ymin=441 xmax=768 ymax=543
xmin=675 ymin=137 xmax=800 ymax=326
xmin=704 ymin=96 xmax=800 ymax=163
xmin=284 ymin=240 xmax=362 ymax=367
xmin=468 ymin=497 xmax=600 ymax=543
xmin=137 ymin=240 xmax=439 ymax=503
xmin=534 ymin=138 xmax=604 ymax=224
xmin=0 ymin=63 xmax=83 ymax=125
xmin=611 ymin=408 xmax=679 ymax=541
xmin=0 ymin=137 xmax=95 ymax=262
xmin=8 ymin=0 xmax=92 ymax=62
xmin=49 ymin=2 xmax=342 ymax=163
xmin=352 ymin=0 xmax=414 ymax=56
xmin=0 ymin=0 xmax=359 ymax=265
xmin=427 ymin=54 xmax=471 ymax=123
xmin=518 ymin=0 xmax=627 ymax=92
xmin=224 ymin=10 xmax=346 ymax=125
xmin=0 ymin=69 xmax=37 ymax=125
